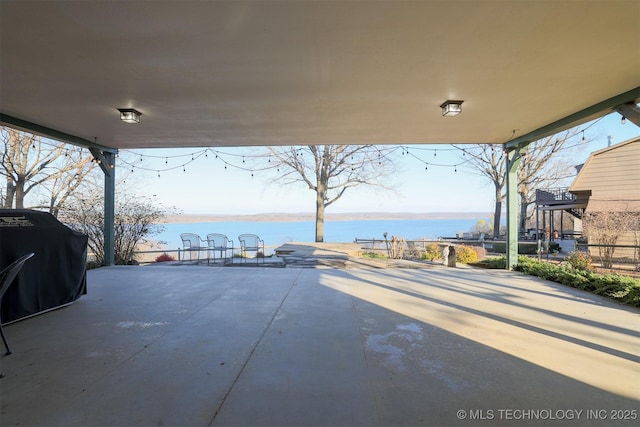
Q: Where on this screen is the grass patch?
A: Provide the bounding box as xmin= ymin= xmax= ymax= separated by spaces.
xmin=362 ymin=252 xmax=387 ymax=259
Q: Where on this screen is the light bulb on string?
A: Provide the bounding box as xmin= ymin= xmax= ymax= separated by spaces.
xmin=165 ymin=158 xmax=168 ymax=165
xmin=582 ymin=130 xmax=586 ymax=142
xmin=434 ymin=150 xmax=437 ymax=157
xmin=157 ymin=171 xmax=161 ymax=178
xmin=621 ymin=116 xmax=626 ymax=125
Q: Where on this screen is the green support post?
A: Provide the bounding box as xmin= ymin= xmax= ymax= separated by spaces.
xmin=103 ymin=152 xmax=116 ymax=266
xmin=505 ymin=147 xmax=523 ymax=269
xmin=90 ymin=148 xmax=116 ymax=266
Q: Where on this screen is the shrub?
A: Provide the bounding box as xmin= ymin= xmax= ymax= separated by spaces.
xmin=423 ymin=243 xmax=443 ymax=261
xmin=471 ymin=255 xmax=533 ymax=269
xmin=564 ymin=251 xmax=593 ymax=271
xmin=155 ymin=252 xmax=175 ymax=262
xmin=471 ymin=256 xmax=506 ymax=269
xmin=455 ymin=245 xmax=478 ymax=264
xmin=473 ymin=245 xmax=487 ymax=261
xmin=513 ymin=258 xmax=640 ymax=307
xmin=491 ymin=242 xmax=539 ymax=255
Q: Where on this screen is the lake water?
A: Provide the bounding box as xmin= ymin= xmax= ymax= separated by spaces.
xmin=154 ymin=218 xmax=485 ymax=251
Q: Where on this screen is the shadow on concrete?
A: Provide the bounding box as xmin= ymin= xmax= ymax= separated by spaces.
xmin=1 ymin=265 xmax=638 ymax=426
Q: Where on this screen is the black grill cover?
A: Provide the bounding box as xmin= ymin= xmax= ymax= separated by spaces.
xmin=0 ymin=209 xmax=88 ymax=323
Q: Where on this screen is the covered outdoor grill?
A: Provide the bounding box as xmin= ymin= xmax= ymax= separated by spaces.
xmin=0 ymin=209 xmax=87 ymax=323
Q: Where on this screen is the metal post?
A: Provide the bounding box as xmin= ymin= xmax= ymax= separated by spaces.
xmin=506 ymin=147 xmax=523 ymax=269
xmin=103 ymin=152 xmax=116 ymax=266
xmin=90 ymin=148 xmax=116 ymax=266
xmin=536 ymin=205 xmax=541 ymax=261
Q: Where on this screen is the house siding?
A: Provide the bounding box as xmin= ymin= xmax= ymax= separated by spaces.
xmin=570 ymin=138 xmax=640 ymax=199
xmin=569 ymin=138 xmax=640 ymax=265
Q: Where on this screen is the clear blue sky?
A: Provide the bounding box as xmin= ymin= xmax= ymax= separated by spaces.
xmin=120 ymin=113 xmax=639 ymax=215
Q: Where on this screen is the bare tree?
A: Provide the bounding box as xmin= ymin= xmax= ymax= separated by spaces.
xmin=0 ymin=127 xmax=96 ymax=213
xmin=266 ymin=145 xmax=396 ymax=242
xmin=455 ymin=128 xmax=587 ymax=238
xmin=582 ymin=209 xmax=639 ymax=269
xmin=61 ymin=190 xmax=177 ymax=265
xmin=517 ymin=129 xmax=585 ymax=231
xmin=454 ymin=144 xmax=506 ymax=238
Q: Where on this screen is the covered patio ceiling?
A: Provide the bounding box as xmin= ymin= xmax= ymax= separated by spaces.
xmin=1 ymin=1 xmax=639 ymax=151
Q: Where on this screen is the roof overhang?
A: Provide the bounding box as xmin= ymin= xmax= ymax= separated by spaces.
xmin=1 ymin=1 xmax=639 ymax=151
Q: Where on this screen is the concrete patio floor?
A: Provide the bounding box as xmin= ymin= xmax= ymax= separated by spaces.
xmin=1 ymin=263 xmax=639 ymax=426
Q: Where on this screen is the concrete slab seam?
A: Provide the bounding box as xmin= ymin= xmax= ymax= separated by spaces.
xmin=207 ymin=269 xmax=304 ymax=426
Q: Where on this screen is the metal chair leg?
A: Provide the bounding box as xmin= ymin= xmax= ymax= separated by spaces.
xmin=1 ymin=324 xmax=12 ymax=355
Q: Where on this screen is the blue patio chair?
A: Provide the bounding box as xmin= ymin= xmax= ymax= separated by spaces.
xmin=206 ymin=233 xmax=233 ymax=264
xmin=238 ymin=234 xmax=265 ymax=264
xmin=180 ymin=233 xmax=206 ymax=264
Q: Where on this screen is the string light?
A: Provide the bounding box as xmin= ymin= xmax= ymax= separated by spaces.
xmin=115 ymin=144 xmax=472 ymax=179
xmin=621 ymin=116 xmax=626 ymax=125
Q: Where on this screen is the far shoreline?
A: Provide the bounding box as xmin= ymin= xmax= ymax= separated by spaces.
xmin=162 ymin=212 xmax=493 ymax=224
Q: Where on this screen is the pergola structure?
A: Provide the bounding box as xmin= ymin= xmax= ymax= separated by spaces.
xmin=1 ymin=1 xmax=639 ymax=267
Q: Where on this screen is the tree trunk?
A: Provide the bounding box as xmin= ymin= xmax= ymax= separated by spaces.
xmin=493 ymin=199 xmax=502 ymax=238
xmin=315 ymin=188 xmax=325 ymax=242
xmin=14 ymin=176 xmax=25 ymax=208
xmin=519 ymin=193 xmax=528 ymax=234
xmin=4 ymin=175 xmax=15 ymax=208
